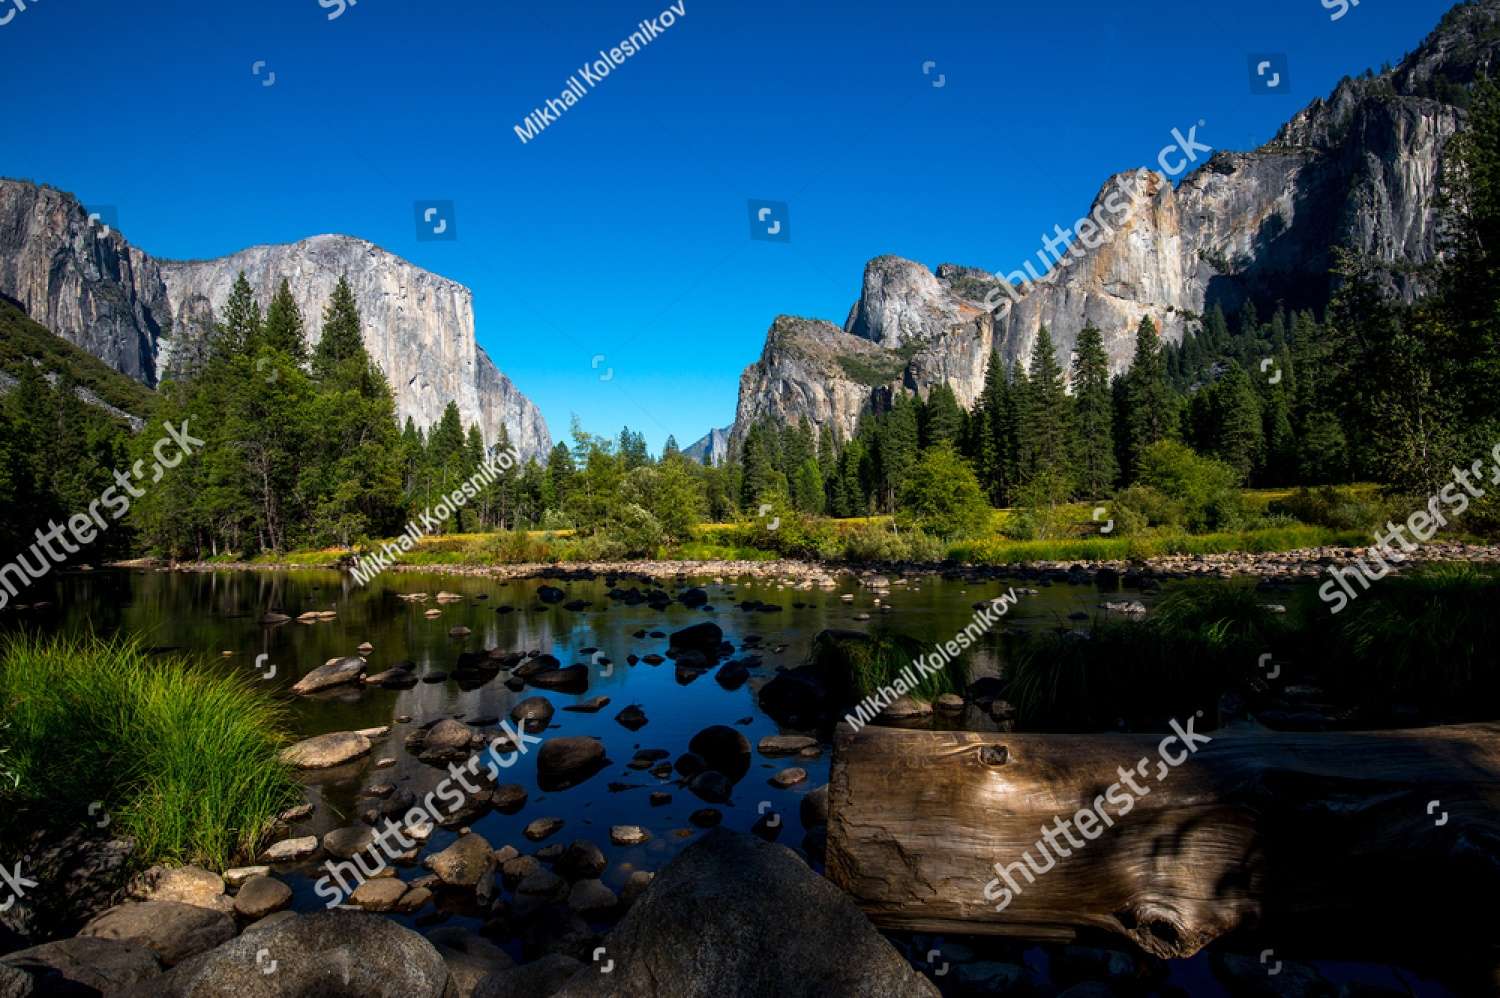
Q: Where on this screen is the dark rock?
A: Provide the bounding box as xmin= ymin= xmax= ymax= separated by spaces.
xmin=687 ymin=771 xmax=732 ymax=804
xmin=548 ymin=830 xmax=937 ymax=997
xmin=689 ymin=809 xmax=722 ymax=828
xmin=536 ymin=738 xmax=608 ymax=791
xmin=556 ymin=841 xmax=606 ymax=881
xmin=474 ymin=953 xmax=584 ymax=998
xmin=529 ymin=666 xmax=589 ymax=693
xmin=139 ymin=910 xmax=448 ymax=995
xmin=510 ymin=696 xmax=556 ymax=731
xmin=0 ymin=937 xmax=161 ymax=995
xmin=687 ymin=725 xmax=751 ymax=781
xmin=614 ymin=705 xmax=648 ymax=731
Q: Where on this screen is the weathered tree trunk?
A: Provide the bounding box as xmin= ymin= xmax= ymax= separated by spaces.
xmin=828 ymin=722 xmax=1500 ymax=960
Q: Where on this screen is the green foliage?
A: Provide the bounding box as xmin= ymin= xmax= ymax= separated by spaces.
xmin=897 ymin=445 xmax=990 ymax=539
xmin=1123 ymin=316 xmax=1176 ymax=479
xmin=1070 ymin=324 xmax=1117 ymax=496
xmin=1006 ymin=582 xmax=1284 ymax=730
xmin=1269 ymin=485 xmax=1388 ymax=532
xmin=0 ymin=297 xmax=154 ymax=417
xmin=1134 ymin=440 xmax=1247 ymax=531
xmin=1318 ymin=564 xmax=1500 ymax=720
xmin=0 ymin=636 xmax=298 ymax=868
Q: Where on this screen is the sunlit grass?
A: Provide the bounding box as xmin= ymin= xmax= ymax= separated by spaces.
xmin=0 ymin=636 xmax=299 ymax=869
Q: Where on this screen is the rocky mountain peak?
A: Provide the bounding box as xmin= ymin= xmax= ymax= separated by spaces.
xmin=720 ymin=2 xmax=1492 ymax=456
xmin=0 ymin=179 xmax=550 ymax=457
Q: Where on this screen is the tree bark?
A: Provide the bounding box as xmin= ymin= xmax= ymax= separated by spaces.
xmin=827 ymin=722 xmax=1500 ymax=960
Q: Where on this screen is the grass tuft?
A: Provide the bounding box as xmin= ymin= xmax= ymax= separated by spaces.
xmin=0 ymin=636 xmax=300 ymax=869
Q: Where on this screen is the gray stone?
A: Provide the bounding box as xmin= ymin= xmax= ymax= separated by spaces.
xmin=79 ymin=901 xmax=235 ymax=967
xmin=550 ymin=830 xmax=936 ymax=997
xmin=136 ymin=910 xmax=450 ymax=996
xmin=232 ymin=876 xmax=291 ymax=920
xmin=425 ymin=926 xmax=515 ymax=997
xmin=0 ymin=937 xmax=161 ymax=994
xmin=290 ymin=656 xmax=364 ymax=695
xmin=279 ymin=731 xmax=371 ymax=769
xmin=474 ymin=954 xmax=584 ymax=998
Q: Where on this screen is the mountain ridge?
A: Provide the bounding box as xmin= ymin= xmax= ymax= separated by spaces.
xmin=0 ymin=180 xmax=551 ymax=458
xmin=709 ymin=0 xmax=1496 ymax=458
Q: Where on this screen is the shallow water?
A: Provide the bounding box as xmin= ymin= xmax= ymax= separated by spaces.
xmin=6 ymin=567 xmax=1455 ymax=995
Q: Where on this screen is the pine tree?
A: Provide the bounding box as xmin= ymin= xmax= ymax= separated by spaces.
xmin=312 ymin=277 xmax=365 ymax=383
xmin=1019 ymin=326 xmax=1072 ymax=491
xmin=1123 ymin=316 xmax=1175 ymax=481
xmin=1070 ymin=324 xmax=1117 ymax=496
xmin=876 ymin=394 xmax=919 ymax=512
xmin=263 ymin=279 xmax=308 ymax=364
xmin=920 ymin=383 xmax=964 ymax=450
xmin=1209 ymin=363 xmax=1264 ymax=482
xmin=214 ymin=272 xmax=262 ymax=360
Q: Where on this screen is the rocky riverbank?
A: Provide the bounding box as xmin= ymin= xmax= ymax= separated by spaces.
xmin=146 ymin=540 xmax=1500 ymax=587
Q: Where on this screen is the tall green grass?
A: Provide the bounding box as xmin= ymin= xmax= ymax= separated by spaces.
xmin=1006 ymin=582 xmax=1289 ymax=730
xmin=1317 ymin=563 xmax=1500 ymax=719
xmin=810 ymin=630 xmax=970 ymax=704
xmin=0 ymin=636 xmax=299 ymax=869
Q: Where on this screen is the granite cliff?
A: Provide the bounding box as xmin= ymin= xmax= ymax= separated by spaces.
xmin=0 ymin=180 xmax=550 ymax=456
xmin=716 ymin=0 xmax=1494 ymax=457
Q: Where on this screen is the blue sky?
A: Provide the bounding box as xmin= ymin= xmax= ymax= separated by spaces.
xmin=0 ymin=0 xmax=1457 ymax=452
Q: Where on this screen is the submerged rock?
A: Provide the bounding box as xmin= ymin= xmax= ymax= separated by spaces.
xmin=290 ymin=656 xmax=365 ymax=695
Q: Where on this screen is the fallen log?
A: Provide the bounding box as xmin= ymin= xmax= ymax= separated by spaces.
xmin=827 ymin=722 xmax=1500 ymax=961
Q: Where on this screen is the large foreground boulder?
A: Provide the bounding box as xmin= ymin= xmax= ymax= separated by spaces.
xmin=79 ymin=901 xmax=236 ymax=967
xmin=0 ymin=937 xmax=162 ymax=994
xmin=551 ymin=829 xmax=937 ymax=997
xmin=133 ymin=910 xmax=450 ymax=996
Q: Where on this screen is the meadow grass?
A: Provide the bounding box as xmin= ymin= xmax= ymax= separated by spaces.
xmin=0 ymin=636 xmax=299 ymax=869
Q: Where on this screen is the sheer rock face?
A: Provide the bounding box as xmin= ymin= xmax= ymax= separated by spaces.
xmin=683 ymin=425 xmax=732 ymax=466
xmin=729 ymin=316 xmax=905 ymax=452
xmin=0 ymin=180 xmax=170 ymax=383
xmin=726 ymin=2 xmax=1491 ymax=452
xmin=0 ymin=181 xmax=549 ymax=457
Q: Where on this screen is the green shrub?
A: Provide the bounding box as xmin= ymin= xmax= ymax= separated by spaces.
xmin=1317 ymin=564 xmax=1500 ymax=719
xmin=1270 ymin=485 xmax=1386 ymax=532
xmin=1136 ymin=440 xmax=1246 ymax=531
xmin=1109 ymin=484 xmax=1185 ymax=535
xmin=896 ymin=446 xmax=991 ymax=539
xmin=809 ymin=630 xmax=969 ymax=705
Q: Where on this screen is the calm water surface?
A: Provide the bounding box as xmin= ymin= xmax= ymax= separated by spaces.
xmin=5 ymin=567 xmax=1453 ymax=996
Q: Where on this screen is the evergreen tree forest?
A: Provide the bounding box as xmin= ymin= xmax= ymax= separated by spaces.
xmin=5 ymin=79 xmax=1500 ymax=561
